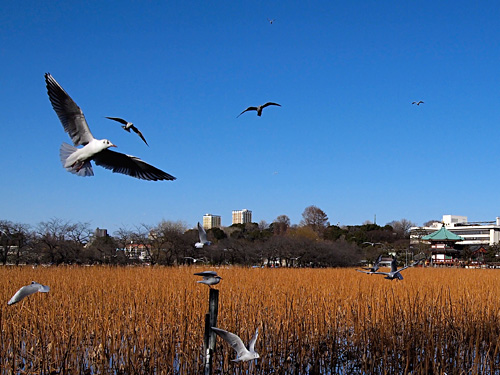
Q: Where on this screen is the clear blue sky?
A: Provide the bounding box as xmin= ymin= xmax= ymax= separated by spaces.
xmin=2 ymin=1 xmax=500 ymax=233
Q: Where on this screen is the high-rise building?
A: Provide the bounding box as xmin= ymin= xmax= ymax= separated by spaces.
xmin=203 ymin=214 xmax=221 ymax=229
xmin=232 ymin=209 xmax=252 ymax=225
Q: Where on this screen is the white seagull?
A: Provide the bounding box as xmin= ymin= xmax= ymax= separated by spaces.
xmin=194 ymin=271 xmax=222 ymax=288
xmin=211 ymin=327 xmax=260 ymax=362
xmin=195 ymin=222 xmax=211 ymax=248
xmin=370 ymin=256 xmax=418 ymax=281
xmin=105 ymin=117 xmax=149 ymax=146
xmin=45 ymin=73 xmax=175 ymax=181
xmin=8 ymin=281 xmax=50 ymax=306
xmin=237 ymin=102 xmax=281 ymax=118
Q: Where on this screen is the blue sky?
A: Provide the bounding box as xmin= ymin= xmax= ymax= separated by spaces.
xmin=2 ymin=1 xmax=500 ymax=233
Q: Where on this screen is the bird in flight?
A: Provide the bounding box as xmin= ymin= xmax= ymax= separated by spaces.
xmin=8 ymin=281 xmax=50 ymax=306
xmin=267 ymin=18 xmax=276 ymax=24
xmin=195 ymin=222 xmax=212 ymax=248
xmin=237 ymin=102 xmax=281 ymax=117
xmin=105 ymin=117 xmax=149 ymax=146
xmin=45 ymin=73 xmax=175 ymax=181
xmin=369 ymin=256 xmax=419 ymax=280
xmin=194 ymin=270 xmax=222 ymax=288
xmin=211 ymin=326 xmax=260 ymax=362
xmin=412 ymin=101 xmax=424 ymax=105
xmin=356 ymin=253 xmax=383 ymax=274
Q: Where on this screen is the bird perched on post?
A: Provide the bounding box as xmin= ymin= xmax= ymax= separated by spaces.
xmin=237 ymin=102 xmax=281 ymax=117
xmin=194 ymin=271 xmax=222 ymax=288
xmin=105 ymin=117 xmax=149 ymax=146
xmin=211 ymin=326 xmax=260 ymax=362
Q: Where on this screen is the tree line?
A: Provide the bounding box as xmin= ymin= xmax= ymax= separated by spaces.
xmin=0 ymin=206 xmax=418 ymax=267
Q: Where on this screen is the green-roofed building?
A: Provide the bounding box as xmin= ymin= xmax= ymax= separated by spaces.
xmin=422 ymin=224 xmax=464 ymax=265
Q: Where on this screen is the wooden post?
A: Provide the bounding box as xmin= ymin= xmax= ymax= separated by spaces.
xmin=203 ymin=288 xmax=219 ymax=375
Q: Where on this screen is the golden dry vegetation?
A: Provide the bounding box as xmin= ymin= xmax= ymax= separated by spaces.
xmin=1 ymin=266 xmax=500 ymax=374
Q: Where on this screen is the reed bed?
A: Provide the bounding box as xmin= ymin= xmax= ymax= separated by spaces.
xmin=1 ymin=266 xmax=500 ymax=374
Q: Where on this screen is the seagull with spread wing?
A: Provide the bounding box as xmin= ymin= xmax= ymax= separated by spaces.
xmin=211 ymin=327 xmax=260 ymax=362
xmin=105 ymin=117 xmax=149 ymax=146
xmin=8 ymin=281 xmax=50 ymax=306
xmin=45 ymin=73 xmax=175 ymax=181
xmin=195 ymin=222 xmax=211 ymax=248
xmin=412 ymin=101 xmax=424 ymax=105
xmin=194 ymin=271 xmax=222 ymax=287
xmin=370 ymin=256 xmax=419 ymax=280
xmin=356 ymin=253 xmax=383 ymax=274
xmin=237 ymin=102 xmax=281 ymax=117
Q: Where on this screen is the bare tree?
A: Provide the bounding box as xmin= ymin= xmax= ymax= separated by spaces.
xmin=300 ymin=205 xmax=329 ymax=237
xmin=273 ymin=215 xmax=291 ymax=236
xmin=0 ymin=220 xmax=32 ymax=265
xmin=387 ymin=218 xmax=416 ymax=239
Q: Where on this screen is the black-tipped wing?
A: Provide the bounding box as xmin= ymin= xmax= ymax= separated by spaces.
xmin=261 ymin=102 xmax=281 ymax=109
xmin=130 ymin=125 xmax=149 ymax=146
xmin=45 ymin=73 xmax=94 ymax=146
xmin=105 ymin=116 xmax=129 ymax=125
xmin=237 ymin=107 xmax=258 ymax=118
xmin=93 ymin=149 xmax=175 ymax=181
xmin=197 ymin=222 xmax=208 ymax=243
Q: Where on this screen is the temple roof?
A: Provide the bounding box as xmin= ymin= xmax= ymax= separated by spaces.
xmin=422 ymin=225 xmax=464 ymax=241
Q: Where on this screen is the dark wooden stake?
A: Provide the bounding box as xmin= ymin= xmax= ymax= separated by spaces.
xmin=203 ymin=288 xmax=219 ymax=375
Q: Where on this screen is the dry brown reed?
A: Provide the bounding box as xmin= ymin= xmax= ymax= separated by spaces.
xmin=1 ymin=266 xmax=500 ymax=374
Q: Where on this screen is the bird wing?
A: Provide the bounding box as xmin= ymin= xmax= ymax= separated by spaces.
xmin=390 ymin=257 xmax=398 ymax=273
xmin=237 ymin=107 xmax=258 ymax=117
xmin=248 ymin=328 xmax=259 ymax=352
xmin=7 ymin=282 xmax=49 ymax=305
xmin=45 ymin=73 xmax=94 ymax=146
xmin=261 ymin=102 xmax=281 ymax=108
xmin=396 ymin=263 xmax=414 ymax=273
xmin=355 ymin=269 xmax=373 ymax=274
xmin=129 ymin=125 xmax=149 ymax=146
xmin=211 ymin=327 xmax=249 ymax=357
xmin=194 ymin=270 xmax=217 ymax=277
xmin=105 ymin=116 xmax=129 ymax=125
xmin=371 ymin=271 xmax=389 ymax=276
xmin=93 ymin=149 xmax=176 ymax=181
xmin=197 ymin=222 xmax=208 ymax=243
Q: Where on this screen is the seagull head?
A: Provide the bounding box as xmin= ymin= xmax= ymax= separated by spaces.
xmin=101 ymin=139 xmax=117 ymax=149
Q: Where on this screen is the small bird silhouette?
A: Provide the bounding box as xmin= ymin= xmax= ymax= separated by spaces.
xmin=105 ymin=117 xmax=149 ymax=146
xmin=267 ymin=18 xmax=276 ymax=24
xmin=237 ymin=102 xmax=281 ymax=118
xmin=412 ymin=101 xmax=424 ymax=106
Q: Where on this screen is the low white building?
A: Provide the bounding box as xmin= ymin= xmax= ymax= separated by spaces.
xmin=410 ymin=215 xmax=500 ymax=246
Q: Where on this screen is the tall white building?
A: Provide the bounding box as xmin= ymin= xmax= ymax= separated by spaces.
xmin=203 ymin=214 xmax=221 ymax=229
xmin=410 ymin=215 xmax=500 ymax=246
xmin=232 ymin=209 xmax=252 ymax=225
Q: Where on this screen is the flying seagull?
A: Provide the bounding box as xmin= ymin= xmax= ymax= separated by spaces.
xmin=184 ymin=256 xmax=206 ymax=263
xmin=356 ymin=254 xmax=383 ymax=274
xmin=195 ymin=222 xmax=211 ymax=248
xmin=45 ymin=73 xmax=175 ymax=181
xmin=370 ymin=256 xmax=418 ymax=280
xmin=194 ymin=270 xmax=222 ymax=288
xmin=267 ymin=18 xmax=276 ymax=24
xmin=211 ymin=327 xmax=260 ymax=362
xmin=237 ymin=102 xmax=281 ymax=118
xmin=412 ymin=101 xmax=424 ymax=105
xmin=105 ymin=117 xmax=149 ymax=146
xmin=8 ymin=281 xmax=50 ymax=306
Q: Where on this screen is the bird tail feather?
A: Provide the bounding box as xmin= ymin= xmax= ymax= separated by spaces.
xmin=59 ymin=143 xmax=94 ymax=177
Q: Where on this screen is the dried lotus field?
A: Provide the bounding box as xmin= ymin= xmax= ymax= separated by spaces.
xmin=1 ymin=266 xmax=500 ymax=374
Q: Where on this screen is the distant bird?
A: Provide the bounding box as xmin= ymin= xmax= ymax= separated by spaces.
xmin=45 ymin=73 xmax=176 ymax=181
xmin=105 ymin=117 xmax=149 ymax=146
xmin=237 ymin=102 xmax=281 ymax=117
xmin=356 ymin=254 xmax=383 ymax=274
xmin=363 ymin=242 xmax=383 ymax=246
xmin=211 ymin=326 xmax=260 ymax=362
xmin=194 ymin=271 xmax=222 ymax=288
xmin=370 ymin=256 xmax=418 ymax=280
xmin=195 ymin=222 xmax=211 ymax=248
xmin=8 ymin=281 xmax=50 ymax=306
xmin=412 ymin=101 xmax=424 ymax=105
xmin=184 ymin=256 xmax=206 ymax=263
xmin=267 ymin=18 xmax=276 ymax=24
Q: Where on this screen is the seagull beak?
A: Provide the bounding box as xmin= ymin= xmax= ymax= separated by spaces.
xmin=110 ymin=144 xmax=117 ymax=148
